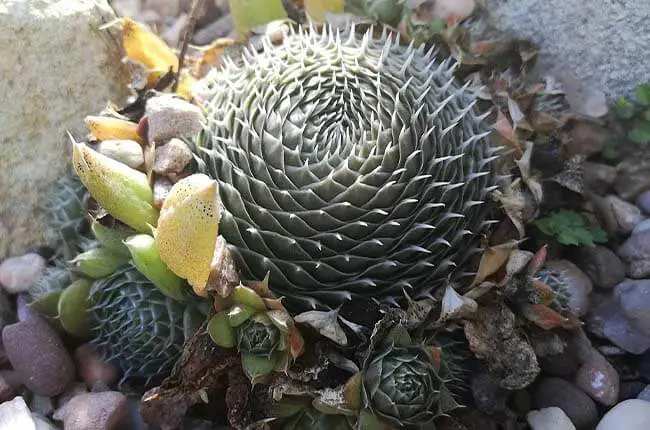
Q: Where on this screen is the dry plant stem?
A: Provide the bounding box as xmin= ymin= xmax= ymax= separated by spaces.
xmin=172 ymin=0 xmax=205 ymax=92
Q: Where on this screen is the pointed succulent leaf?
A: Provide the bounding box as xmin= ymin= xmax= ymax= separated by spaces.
xmin=304 ymin=0 xmax=345 ymax=22
xmin=91 ymin=219 xmax=132 ymax=257
xmin=357 ymin=409 xmax=388 ymax=430
xmin=84 ymin=116 xmax=144 ymax=143
xmin=70 ymin=247 xmax=130 ymax=278
xmin=58 ymin=279 xmax=93 ymax=338
xmin=233 ymin=284 xmax=266 ymax=310
xmin=287 ymin=327 xmax=305 ymax=358
xmin=227 ymin=304 xmax=257 ymax=327
xmin=208 ymin=311 xmax=236 ymax=348
xmin=343 ymin=372 xmax=363 ymax=410
xmin=72 ymin=139 xmax=158 ymax=232
xmin=266 ymin=309 xmax=292 ymax=333
xmin=30 ymin=291 xmax=62 ymax=318
xmin=155 ymin=174 xmax=220 ymax=296
xmin=124 ymin=234 xmax=186 ymax=301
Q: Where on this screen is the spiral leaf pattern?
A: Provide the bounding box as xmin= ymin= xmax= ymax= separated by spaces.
xmin=194 ymin=26 xmax=498 ymax=310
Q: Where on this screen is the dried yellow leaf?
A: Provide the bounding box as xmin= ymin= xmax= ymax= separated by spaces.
xmin=84 ymin=116 xmax=143 ymax=144
xmin=120 ymin=17 xmax=178 ymax=73
xmin=155 ymin=174 xmax=221 ymax=296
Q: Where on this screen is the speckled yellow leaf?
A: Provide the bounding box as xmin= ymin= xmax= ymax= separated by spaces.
xmin=304 ymin=0 xmax=345 ymax=23
xmin=121 ymin=17 xmax=178 ymax=72
xmin=155 ymin=174 xmax=220 ymax=296
xmin=72 ymin=138 xmax=159 ymax=233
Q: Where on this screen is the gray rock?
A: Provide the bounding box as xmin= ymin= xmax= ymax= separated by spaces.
xmin=533 ymin=377 xmax=598 ymax=429
xmin=54 ymin=391 xmax=128 ymax=430
xmin=539 ymin=342 xmax=579 ymax=378
xmin=596 ymin=399 xmax=650 ymax=430
xmin=96 ymin=140 xmax=144 ymax=169
xmin=618 ymin=231 xmax=650 ymax=278
xmin=153 ymin=177 xmax=174 ymax=209
xmin=544 ymin=260 xmax=592 ymax=316
xmin=487 ymin=0 xmax=650 ymax=102
xmin=637 ymin=190 xmax=650 ymax=215
xmin=586 ymin=294 xmax=650 ymax=354
xmin=0 ymin=370 xmax=22 ymax=403
xmin=0 ymin=290 xmax=15 ymax=331
xmin=614 ymin=157 xmax=650 ymax=201
xmin=527 ymin=407 xmax=576 ymax=430
xmin=615 ymin=279 xmax=650 ymax=336
xmin=583 ymin=162 xmax=616 ymax=195
xmin=153 ymin=138 xmax=193 ymax=175
xmin=0 ymin=0 xmax=129 ymax=259
xmin=16 ymin=294 xmax=39 ymax=322
xmin=471 ymin=371 xmax=509 ymax=415
xmin=572 ymin=246 xmax=625 ymax=290
xmin=0 ymin=396 xmax=36 ymax=430
xmin=193 ymin=13 xmax=234 ymax=45
xmin=2 ymin=316 xmax=74 ymax=396
xmin=594 ymin=195 xmax=643 ymax=236
xmin=0 ymin=253 xmax=46 ymax=294
xmin=574 ymin=352 xmax=619 ymax=406
xmin=145 ymin=95 xmax=204 ymax=144
xmin=638 ymin=386 xmax=650 ymax=402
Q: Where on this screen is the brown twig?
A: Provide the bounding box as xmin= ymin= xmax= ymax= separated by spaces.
xmin=172 ymin=0 xmax=205 ymax=92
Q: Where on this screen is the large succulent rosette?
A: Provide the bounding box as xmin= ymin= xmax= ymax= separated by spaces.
xmin=192 ymin=25 xmax=497 ymax=311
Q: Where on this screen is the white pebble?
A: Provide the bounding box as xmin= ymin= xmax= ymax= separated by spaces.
xmin=0 ymin=253 xmax=45 ymax=294
xmin=96 ymin=139 xmax=144 ymax=169
xmin=527 ymin=407 xmax=576 ymax=430
xmin=0 ymin=396 xmax=36 ymax=430
xmin=596 ymin=399 xmax=650 ymax=430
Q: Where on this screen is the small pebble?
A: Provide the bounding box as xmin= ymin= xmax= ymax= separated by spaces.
xmin=637 ymin=385 xmax=650 ymax=401
xmin=153 ymin=138 xmax=193 ymax=175
xmin=637 ymin=190 xmax=650 ymax=214
xmin=57 ymin=382 xmax=89 ymax=410
xmin=618 ymin=230 xmax=650 ymax=278
xmin=145 ymin=95 xmax=204 ymax=144
xmin=583 ymin=162 xmax=616 ymax=195
xmin=0 ymin=396 xmax=36 ymax=430
xmin=571 ymin=245 xmax=625 ymax=290
xmin=0 ymin=253 xmax=46 ymax=294
xmin=574 ymin=352 xmax=619 ymax=405
xmin=596 ymin=399 xmax=650 ymax=430
xmin=471 ymin=371 xmax=509 ymax=415
xmin=533 ymin=377 xmax=598 ymax=429
xmin=544 ymin=260 xmax=592 ymax=316
xmin=527 ymin=407 xmax=576 ymax=430
xmin=30 ymin=394 xmax=54 ymax=417
xmin=74 ymin=343 xmax=120 ymax=390
xmin=193 ymin=13 xmax=234 ymax=45
xmin=586 ymin=294 xmax=650 ymax=354
xmin=595 ymin=194 xmax=642 ymax=235
xmin=614 ymin=158 xmax=650 ymax=201
xmin=2 ymin=316 xmax=74 ymax=396
xmin=615 ymin=279 xmax=650 ymax=336
xmin=430 ymin=0 xmax=475 ymax=22
xmin=97 ymin=140 xmax=144 ymax=169
xmin=632 ymin=218 xmax=650 ymax=235
xmin=54 ymin=391 xmax=128 ymax=430
xmin=144 ymin=0 xmax=180 ymax=16
xmin=153 ymin=177 xmax=174 ymax=208
xmin=16 ymin=294 xmax=38 ymax=322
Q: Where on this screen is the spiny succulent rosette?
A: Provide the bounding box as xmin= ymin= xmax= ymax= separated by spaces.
xmin=192 ymin=25 xmax=498 ymax=312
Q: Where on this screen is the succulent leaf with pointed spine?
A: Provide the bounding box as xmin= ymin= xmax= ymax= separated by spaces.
xmin=193 ymin=26 xmax=497 ymax=312
xmin=89 ymin=264 xmax=204 ymax=386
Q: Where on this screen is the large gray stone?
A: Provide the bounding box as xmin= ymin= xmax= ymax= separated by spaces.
xmin=487 ymin=0 xmax=650 ymax=101
xmin=0 ymin=0 xmax=130 ymax=258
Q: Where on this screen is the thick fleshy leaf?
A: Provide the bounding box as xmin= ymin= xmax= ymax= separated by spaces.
xmin=91 ymin=219 xmax=132 ymax=257
xmin=72 ymin=139 xmax=159 ymax=233
xmin=471 ymin=245 xmax=511 ymax=286
xmin=84 ymin=116 xmax=144 ymax=143
xmin=304 ymin=0 xmax=345 ymax=22
xmin=70 ymin=247 xmax=129 ymax=278
xmin=155 ymin=174 xmax=220 ymax=296
xmin=241 ymin=352 xmax=278 ymax=383
xmin=357 ymin=408 xmax=389 ymax=430
xmin=58 ymin=279 xmax=93 ymax=338
xmin=343 ymin=372 xmax=363 ymax=410
xmin=234 ymin=284 xmax=267 ymax=310
xmin=267 ymin=309 xmax=292 ymax=333
xmin=439 ymin=285 xmax=477 ymax=321
xmin=520 ymin=303 xmax=569 ymax=330
xmin=208 ymin=311 xmax=236 ymax=348
xmin=29 ymin=291 xmax=62 ymax=318
xmin=124 ymin=234 xmax=186 ymax=301
xmin=269 ymin=396 xmax=312 ymax=418
xmin=287 ymin=328 xmax=305 ymax=358
xmin=227 ymin=304 xmax=257 ymax=327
